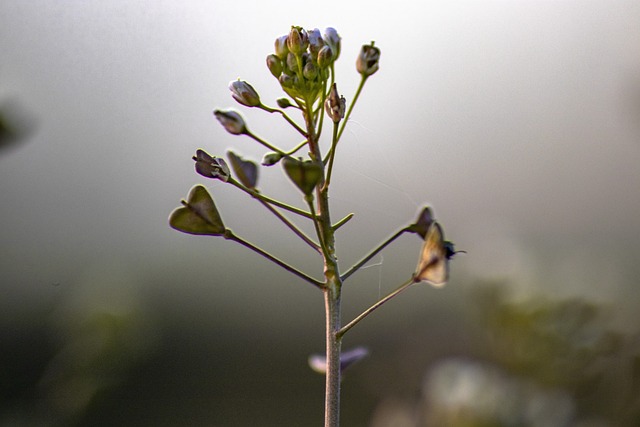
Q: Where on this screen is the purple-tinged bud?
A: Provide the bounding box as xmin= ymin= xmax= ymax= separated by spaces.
xmin=317 ymin=45 xmax=334 ymax=68
xmin=324 ymin=83 xmax=345 ymax=123
xmin=193 ymin=149 xmax=231 ymax=182
xmin=356 ymin=42 xmax=380 ymax=77
xmin=278 ymin=73 xmax=295 ymax=89
xmin=274 ymin=35 xmax=289 ymax=59
xmin=213 ymin=109 xmax=248 ymax=135
xmin=324 ymin=28 xmax=341 ymax=61
xmin=266 ymin=54 xmax=283 ymax=78
xmin=287 ymin=26 xmax=308 ymax=56
xmin=229 ymin=79 xmax=261 ymax=107
xmin=308 ymin=28 xmax=324 ymax=58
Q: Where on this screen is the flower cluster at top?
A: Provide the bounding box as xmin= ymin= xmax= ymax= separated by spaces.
xmin=266 ymin=26 xmax=341 ymax=107
xmin=212 ymin=25 xmax=380 ymax=174
xmin=221 ymin=26 xmax=380 ymax=144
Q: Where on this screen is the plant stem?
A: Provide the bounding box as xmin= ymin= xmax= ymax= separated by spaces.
xmin=322 ymin=121 xmax=340 ymax=191
xmin=224 ymin=229 xmax=324 ymax=289
xmin=337 ymin=76 xmax=367 ymax=142
xmin=302 ymin=101 xmax=343 ymax=427
xmin=258 ymin=199 xmax=321 ymax=253
xmin=314 ymin=79 xmax=328 ymax=139
xmin=259 ymin=104 xmax=307 ymax=137
xmin=285 ymin=139 xmax=309 ymax=156
xmin=337 ymin=278 xmax=415 ymax=338
xmin=227 ymin=178 xmax=313 ymax=219
xmin=332 ymin=213 xmax=354 ymax=231
xmin=341 ymin=227 xmax=410 ymax=281
xmin=322 ymin=75 xmax=368 ymax=164
xmin=306 ymin=197 xmax=327 ymax=256
xmin=324 ymin=279 xmax=342 ymax=427
xmin=246 ymin=130 xmax=286 ymax=154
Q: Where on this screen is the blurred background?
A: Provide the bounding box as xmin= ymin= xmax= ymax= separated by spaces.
xmin=2 ymin=1 xmax=640 ymax=426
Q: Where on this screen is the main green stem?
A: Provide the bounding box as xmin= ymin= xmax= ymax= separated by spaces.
xmin=303 ymin=104 xmax=342 ymax=427
xmin=323 ymin=277 xmax=341 ymax=427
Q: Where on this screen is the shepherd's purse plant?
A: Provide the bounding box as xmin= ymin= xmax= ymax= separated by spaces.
xmin=169 ymin=25 xmax=462 ymax=427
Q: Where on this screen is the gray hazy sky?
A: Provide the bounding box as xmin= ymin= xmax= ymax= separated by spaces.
xmin=2 ymin=1 xmax=640 ymax=326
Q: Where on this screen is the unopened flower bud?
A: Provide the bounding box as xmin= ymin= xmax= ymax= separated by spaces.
xmin=286 ymin=52 xmax=298 ymax=73
xmin=325 ymin=83 xmax=345 ymax=123
xmin=303 ymin=61 xmax=318 ymax=80
xmin=278 ymin=73 xmax=295 ymax=89
xmin=266 ymin=54 xmax=283 ymax=78
xmin=356 ymin=42 xmax=380 ymax=77
xmin=274 ymin=35 xmax=289 ymax=59
xmin=229 ymin=79 xmax=261 ymax=107
xmin=276 ymin=98 xmax=292 ymax=108
xmin=287 ymin=26 xmax=308 ymax=56
xmin=261 ymin=151 xmax=283 ymax=166
xmin=317 ymin=45 xmax=334 ymax=68
xmin=324 ymin=28 xmax=341 ymax=61
xmin=213 ymin=109 xmax=247 ymax=135
xmin=308 ymin=28 xmax=324 ymax=58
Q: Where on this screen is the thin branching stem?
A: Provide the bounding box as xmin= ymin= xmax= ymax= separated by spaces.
xmin=314 ymin=79 xmax=328 ymax=140
xmin=332 ymin=213 xmax=354 ymax=231
xmin=329 ymin=63 xmax=336 ymax=88
xmin=306 ymin=196 xmax=331 ymax=260
xmin=257 ymin=198 xmax=321 ymax=253
xmin=341 ymin=227 xmax=411 ymax=281
xmin=337 ymin=75 xmax=367 ymax=142
xmin=225 ymin=229 xmax=324 ymax=289
xmin=227 ymin=178 xmax=313 ymax=219
xmin=260 ymin=104 xmax=307 ymax=137
xmin=246 ymin=131 xmax=286 ymax=154
xmin=322 ymin=121 xmax=340 ymax=191
xmin=323 ymin=75 xmax=368 ymax=164
xmin=337 ymin=277 xmax=416 ymax=338
xmin=285 ymin=139 xmax=309 ymax=156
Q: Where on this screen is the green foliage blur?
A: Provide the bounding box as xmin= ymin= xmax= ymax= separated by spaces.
xmin=3 ymin=277 xmax=639 ymax=426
